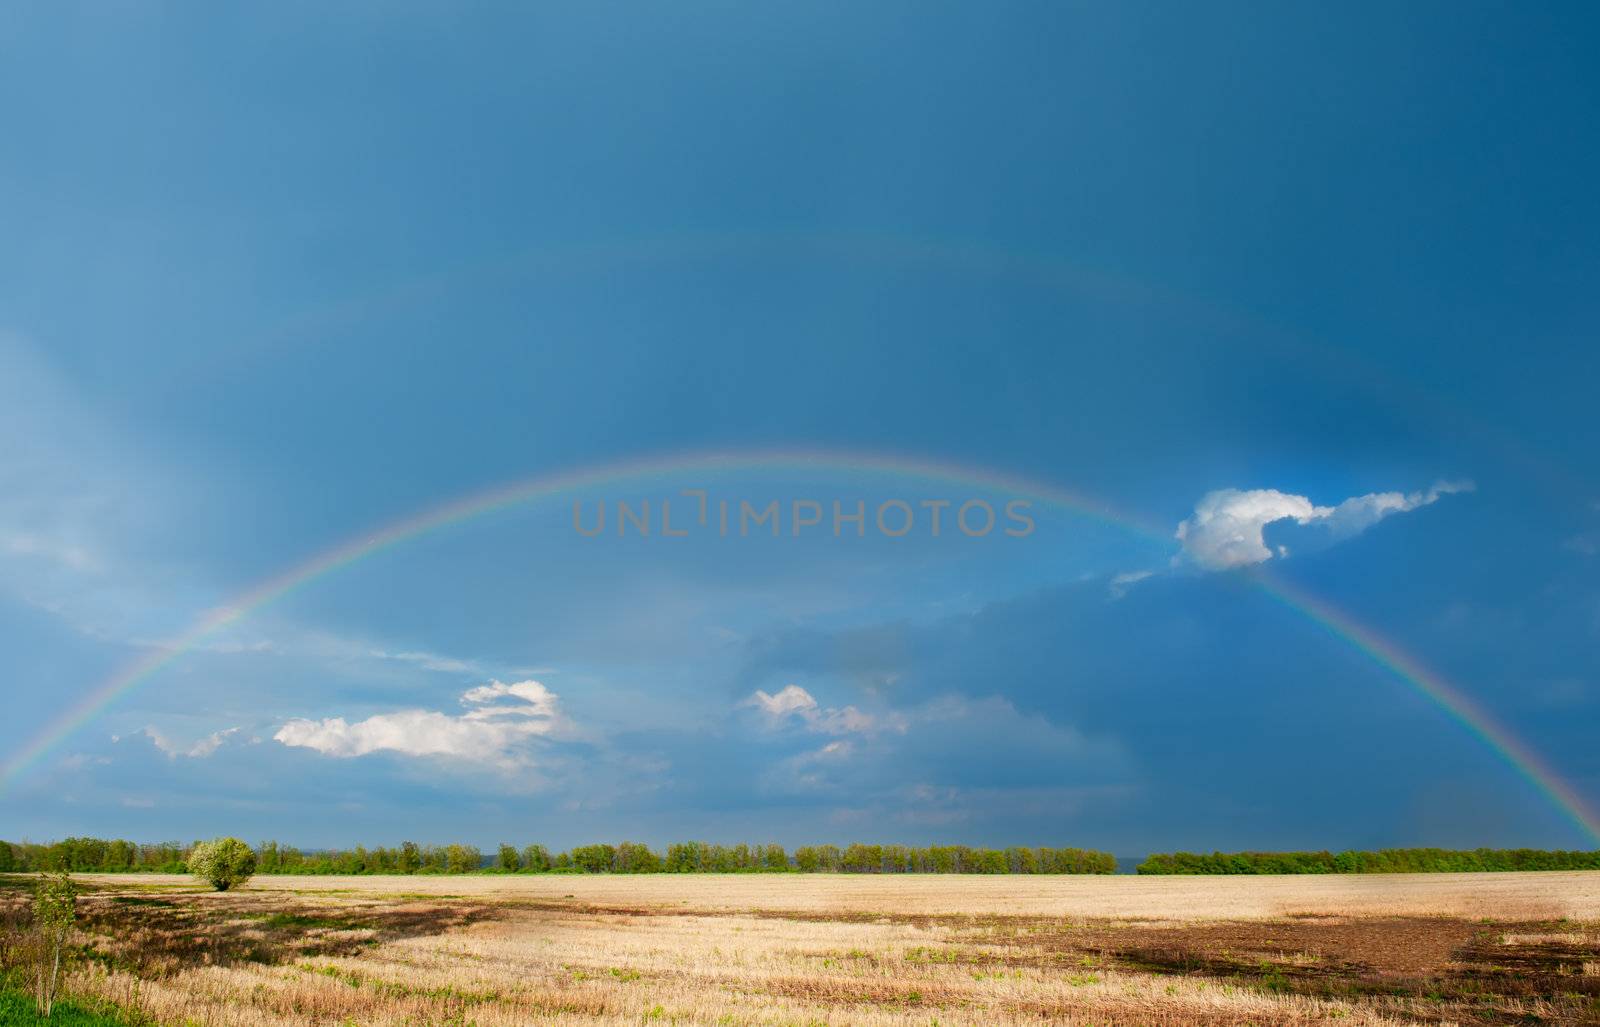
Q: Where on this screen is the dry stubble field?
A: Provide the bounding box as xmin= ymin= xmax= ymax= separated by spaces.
xmin=10 ymin=871 xmax=1600 ymax=1026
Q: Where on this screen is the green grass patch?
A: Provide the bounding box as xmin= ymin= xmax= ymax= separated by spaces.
xmin=0 ymin=983 xmax=137 ymax=1025
xmin=248 ymin=912 xmax=359 ymax=930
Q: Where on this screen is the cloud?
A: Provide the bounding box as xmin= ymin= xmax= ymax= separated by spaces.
xmin=740 ymin=684 xmax=905 ymax=736
xmin=1563 ymin=534 xmax=1598 ymax=557
xmin=142 ymin=726 xmax=240 ymax=759
xmin=3 ymin=532 xmax=96 ymax=572
xmin=367 ymin=648 xmax=550 ymax=677
xmin=369 ymin=649 xmax=484 ymax=674
xmin=1108 ymin=570 xmax=1154 ymax=599
xmin=0 ymin=338 xmax=546 ymax=726
xmin=745 ymin=684 xmax=818 ymax=718
xmin=1176 ymin=481 xmax=1473 ymax=570
xmin=771 ymin=739 xmax=857 ymax=792
xmin=59 ymin=753 xmax=111 ymax=770
xmin=748 ymin=692 xmax=1124 ymax=802
xmin=459 ymin=679 xmax=561 ymax=718
xmin=0 ymin=335 xmax=190 ymax=639
xmin=273 ymin=679 xmax=567 ymax=767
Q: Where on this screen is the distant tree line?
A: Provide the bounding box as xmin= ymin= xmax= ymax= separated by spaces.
xmin=0 ymin=838 xmax=187 ymax=874
xmin=249 ymin=840 xmax=1118 ymax=875
xmin=14 ymin=839 xmax=1594 ymax=876
xmin=0 ymin=838 xmax=1115 ymax=875
xmin=1136 ymin=848 xmax=1600 ymax=874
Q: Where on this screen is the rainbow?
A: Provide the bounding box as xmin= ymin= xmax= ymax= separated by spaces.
xmin=4 ymin=447 xmax=1596 ymax=844
xmin=1253 ymin=574 xmax=1600 ymax=844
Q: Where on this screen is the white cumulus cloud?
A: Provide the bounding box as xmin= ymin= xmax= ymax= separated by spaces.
xmin=1176 ymin=481 xmax=1473 ymax=570
xmin=741 ymin=684 xmax=905 ymax=736
xmin=274 ymin=679 xmax=566 ymax=767
xmin=745 ymin=684 xmax=818 ymax=718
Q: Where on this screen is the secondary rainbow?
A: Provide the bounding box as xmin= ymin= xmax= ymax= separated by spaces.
xmin=5 ymin=447 xmax=1596 ymax=845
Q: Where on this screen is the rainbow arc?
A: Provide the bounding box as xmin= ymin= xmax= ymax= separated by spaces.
xmin=5 ymin=447 xmax=1594 ymax=845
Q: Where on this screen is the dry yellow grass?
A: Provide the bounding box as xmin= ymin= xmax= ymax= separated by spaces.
xmin=21 ymin=871 xmax=1600 ymax=1026
xmin=220 ymin=868 xmax=1600 ymax=919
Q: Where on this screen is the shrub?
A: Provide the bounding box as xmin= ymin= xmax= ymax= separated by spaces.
xmin=188 ymin=837 xmax=258 ymax=891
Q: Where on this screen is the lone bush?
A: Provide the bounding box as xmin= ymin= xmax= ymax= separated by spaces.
xmin=188 ymin=837 xmax=257 ymax=891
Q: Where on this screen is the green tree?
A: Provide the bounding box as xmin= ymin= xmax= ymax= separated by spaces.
xmin=444 ymin=844 xmax=482 ymax=874
xmin=497 ymin=844 xmax=521 ymax=872
xmin=187 ymin=837 xmax=258 ymax=891
xmin=615 ymin=842 xmax=662 ymax=873
xmin=570 ymin=844 xmax=616 ymax=873
xmin=665 ymin=842 xmax=703 ymax=873
xmin=31 ymin=870 xmax=78 ymax=1016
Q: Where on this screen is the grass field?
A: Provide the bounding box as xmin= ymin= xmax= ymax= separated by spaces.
xmin=5 ymin=871 xmax=1600 ymax=1025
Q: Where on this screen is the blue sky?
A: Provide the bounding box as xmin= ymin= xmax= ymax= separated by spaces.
xmin=2 ymin=2 xmax=1598 ymax=853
